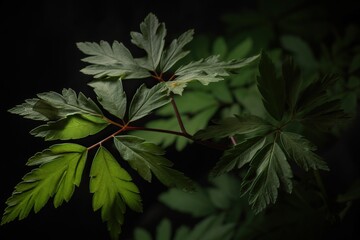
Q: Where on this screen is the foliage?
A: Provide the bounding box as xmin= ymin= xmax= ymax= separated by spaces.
xmin=2 ymin=8 xmax=359 ymax=240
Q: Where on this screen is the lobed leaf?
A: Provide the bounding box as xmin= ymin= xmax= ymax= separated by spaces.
xmin=30 ymin=114 xmax=108 ymax=141
xmin=1 ymin=143 xmax=87 ymax=224
xmin=241 ymin=141 xmax=293 ymax=213
xmin=129 ymin=83 xmax=171 ymax=122
xmin=160 ymin=29 xmax=194 ymax=72
xmin=130 ymin=13 xmax=167 ymax=71
xmin=167 ymin=54 xmax=259 ymax=95
xmin=88 ymin=78 xmax=127 ymax=119
xmin=114 ymin=135 xmax=194 ymax=191
xmin=280 ymin=132 xmax=329 ymax=171
xmin=9 ymin=88 xmax=103 ymax=121
xmin=211 ymin=136 xmax=267 ymax=177
xmin=77 ymin=40 xmax=150 ymax=79
xmin=90 ymin=146 xmax=142 ymax=239
xmin=257 ymin=50 xmax=285 ymax=121
xmin=194 ymin=115 xmax=271 ymax=140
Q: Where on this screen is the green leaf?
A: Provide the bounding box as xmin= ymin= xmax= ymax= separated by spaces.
xmin=227 ymin=37 xmax=253 ymax=60
xmin=257 ymin=51 xmax=285 ymax=120
xmin=160 ymin=29 xmax=194 ymax=72
xmin=158 ymin=186 xmax=216 ymax=217
xmin=241 ymin=141 xmax=293 ymax=213
xmin=130 ymin=13 xmax=167 ymax=71
xmin=1 ymin=143 xmax=87 ymax=224
xmin=129 ymin=83 xmax=171 ymax=122
xmin=211 ymin=136 xmax=267 ymax=177
xmin=296 ymin=74 xmax=338 ymax=115
xmin=156 ymin=218 xmax=172 ymax=240
xmin=88 ymin=78 xmax=127 ymax=119
xmin=167 ymin=54 xmax=259 ymax=95
xmin=30 ymin=114 xmax=108 ymax=141
xmin=280 ymin=132 xmax=329 ymax=171
xmin=194 ymin=115 xmax=271 ymax=140
xmin=134 ymin=228 xmax=153 ymax=240
xmin=280 ymin=35 xmax=318 ymax=73
xmin=282 ymin=56 xmax=301 ymax=112
xmin=186 ymin=214 xmax=235 ymax=240
xmin=114 ymin=135 xmax=194 ymax=191
xmin=76 ymin=40 xmax=150 ymax=79
xmin=9 ymin=88 xmax=103 ymax=121
xmin=90 ymin=146 xmax=142 ymax=239
xmin=212 ymin=37 xmax=228 ymax=57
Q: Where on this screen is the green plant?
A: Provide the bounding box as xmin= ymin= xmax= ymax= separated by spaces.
xmin=1 ymin=12 xmax=358 ymax=240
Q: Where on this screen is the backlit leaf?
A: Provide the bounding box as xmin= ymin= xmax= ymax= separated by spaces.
xmin=1 ymin=143 xmax=87 ymax=224
xmin=30 ymin=114 xmax=108 ymax=141
xmin=90 ymin=146 xmax=142 ymax=239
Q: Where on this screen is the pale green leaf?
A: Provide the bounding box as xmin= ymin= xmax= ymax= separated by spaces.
xmin=114 ymin=135 xmax=194 ymax=191
xmin=88 ymin=78 xmax=127 ymax=119
xmin=167 ymin=54 xmax=259 ymax=95
xmin=129 ymin=83 xmax=171 ymax=122
xmin=194 ymin=115 xmax=271 ymax=140
xmin=160 ymin=29 xmax=194 ymax=72
xmin=77 ymin=40 xmax=150 ymax=79
xmin=130 ymin=13 xmax=166 ymax=71
xmin=90 ymin=146 xmax=142 ymax=239
xmin=211 ymin=136 xmax=266 ymax=177
xmin=280 ymin=132 xmax=329 ymax=171
xmin=9 ymin=88 xmax=103 ymax=121
xmin=1 ymin=143 xmax=87 ymax=224
xmin=30 ymin=114 xmax=108 ymax=141
xmin=241 ymin=141 xmax=293 ymax=213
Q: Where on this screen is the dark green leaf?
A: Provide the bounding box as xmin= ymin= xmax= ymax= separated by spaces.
xmin=130 ymin=13 xmax=166 ymax=71
xmin=156 ymin=218 xmax=171 ymax=240
xmin=30 ymin=114 xmax=108 ymax=140
xmin=241 ymin=141 xmax=293 ymax=213
xmin=90 ymin=146 xmax=142 ymax=239
xmin=211 ymin=136 xmax=267 ymax=177
xmin=129 ymin=83 xmax=170 ymax=122
xmin=114 ymin=135 xmax=194 ymax=191
xmin=212 ymin=37 xmax=228 ymax=57
xmin=88 ymin=78 xmax=127 ymax=119
xmin=134 ymin=228 xmax=152 ymax=240
xmin=194 ymin=115 xmax=271 ymax=140
xmin=1 ymin=143 xmax=87 ymax=224
xmin=257 ymin=51 xmax=285 ymax=120
xmin=227 ymin=37 xmax=253 ymax=60
xmin=282 ymin=56 xmax=301 ymax=112
xmin=158 ymin=186 xmax=216 ymax=217
xmin=280 ymin=132 xmax=329 ymax=171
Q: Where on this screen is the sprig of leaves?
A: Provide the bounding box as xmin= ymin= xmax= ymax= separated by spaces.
xmin=194 ymin=51 xmax=347 ymax=213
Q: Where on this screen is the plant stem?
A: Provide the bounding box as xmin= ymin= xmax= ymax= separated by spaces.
xmin=169 ymin=93 xmax=189 ymax=136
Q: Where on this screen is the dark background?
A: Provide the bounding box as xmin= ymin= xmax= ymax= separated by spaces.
xmin=1 ymin=0 xmax=359 ymax=239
